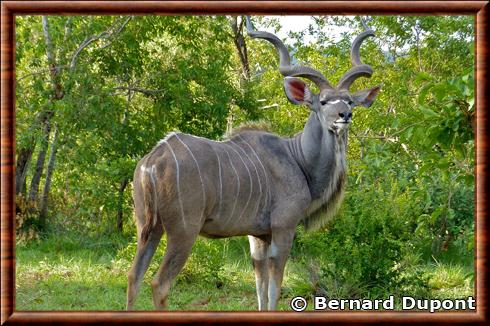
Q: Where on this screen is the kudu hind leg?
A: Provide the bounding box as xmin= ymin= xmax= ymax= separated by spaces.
xmin=151 ymin=232 xmax=198 ymax=309
xmin=248 ymin=235 xmax=270 ymax=310
xmin=127 ymin=224 xmax=164 ymax=310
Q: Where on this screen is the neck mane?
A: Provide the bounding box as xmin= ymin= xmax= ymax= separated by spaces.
xmin=287 ymin=111 xmax=348 ymax=231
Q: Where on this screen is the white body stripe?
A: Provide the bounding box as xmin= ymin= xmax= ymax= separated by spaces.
xmin=162 ymin=140 xmax=186 ymax=228
xmin=226 ymin=142 xmax=253 ymax=221
xmin=150 ymin=165 xmax=161 ymax=226
xmin=235 ymin=137 xmax=262 ymax=196
xmin=223 ymin=148 xmax=240 ymax=225
xmin=174 ymin=134 xmax=206 ymax=222
xmin=234 ymin=137 xmax=263 ymax=217
xmin=238 ymin=135 xmax=270 ymax=214
xmin=157 ymin=131 xmax=178 ymax=146
xmin=210 ymin=145 xmax=223 ymax=220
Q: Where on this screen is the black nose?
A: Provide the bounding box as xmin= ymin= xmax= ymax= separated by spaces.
xmin=339 ymin=112 xmax=352 ymax=120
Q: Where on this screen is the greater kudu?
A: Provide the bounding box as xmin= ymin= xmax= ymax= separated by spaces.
xmin=127 ymin=17 xmax=380 ymax=311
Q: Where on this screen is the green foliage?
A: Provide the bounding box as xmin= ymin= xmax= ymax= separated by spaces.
xmin=16 ymin=16 xmax=255 ymax=235
xmin=181 ymin=240 xmax=227 ymax=286
xmin=16 ymin=15 xmax=474 ymax=309
xmin=292 ymin=177 xmax=427 ymax=298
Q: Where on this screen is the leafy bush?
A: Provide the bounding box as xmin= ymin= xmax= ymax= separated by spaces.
xmin=413 ymin=174 xmax=474 ymax=258
xmin=180 ymin=239 xmax=228 ymax=287
xmin=291 ymin=175 xmax=428 ymax=299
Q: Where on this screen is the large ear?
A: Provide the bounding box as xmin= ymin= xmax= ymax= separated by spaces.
xmin=352 ymin=86 xmax=381 ymax=108
xmin=283 ymin=77 xmax=312 ymax=105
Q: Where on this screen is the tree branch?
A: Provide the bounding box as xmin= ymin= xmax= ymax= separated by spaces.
xmin=259 ymin=104 xmax=279 ymax=110
xmin=70 ymin=36 xmax=99 ymax=69
xmin=57 ymin=17 xmax=73 ymax=63
xmin=99 ymin=16 xmax=132 ymax=50
xmin=351 ymin=118 xmax=430 ymax=146
xmin=389 ymin=119 xmax=428 ymax=137
xmin=70 ymin=16 xmax=133 ymax=69
xmin=229 ymin=16 xmax=250 ymax=81
xmin=17 ymin=65 xmax=69 ymax=81
xmin=112 ymin=86 xmax=165 ymax=97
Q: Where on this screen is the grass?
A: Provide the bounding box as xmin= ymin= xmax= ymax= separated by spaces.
xmin=16 ymin=232 xmax=474 ymax=311
xmin=16 ymin=234 xmax=264 ymax=310
xmin=424 ymin=262 xmax=474 ymax=299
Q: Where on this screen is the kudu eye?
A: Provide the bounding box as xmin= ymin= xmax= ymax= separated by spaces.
xmin=339 ymin=112 xmax=345 ymax=118
xmin=320 ymin=100 xmax=327 ymax=106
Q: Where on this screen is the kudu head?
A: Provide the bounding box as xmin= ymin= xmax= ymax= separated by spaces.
xmin=246 ymin=17 xmax=380 ymax=135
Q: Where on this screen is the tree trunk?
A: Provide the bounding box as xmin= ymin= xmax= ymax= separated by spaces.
xmin=114 ymin=87 xmax=133 ymax=232
xmin=16 ymin=147 xmax=35 ymax=196
xmin=26 ymin=17 xmax=61 ymax=206
xmin=230 ymin=16 xmax=250 ymax=81
xmin=28 ymin=119 xmax=51 ymax=204
xmin=25 ymin=16 xmax=63 ymax=214
xmin=16 ymin=110 xmax=53 ymax=196
xmin=42 ymin=16 xmax=64 ymax=100
xmin=39 ymin=124 xmax=59 ymax=228
xmin=116 ymin=179 xmax=128 ymax=232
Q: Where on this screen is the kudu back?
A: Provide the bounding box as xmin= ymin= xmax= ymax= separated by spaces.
xmin=127 ymin=17 xmax=380 ymax=311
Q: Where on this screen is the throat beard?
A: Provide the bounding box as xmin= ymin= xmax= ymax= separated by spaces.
xmin=303 ymin=134 xmax=348 ymax=231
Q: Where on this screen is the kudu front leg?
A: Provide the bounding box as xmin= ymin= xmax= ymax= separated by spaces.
xmin=268 ymin=228 xmax=295 ymax=310
xmin=248 ymin=235 xmax=270 ymax=310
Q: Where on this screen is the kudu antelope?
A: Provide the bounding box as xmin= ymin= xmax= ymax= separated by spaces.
xmin=127 ymin=17 xmax=380 ymax=311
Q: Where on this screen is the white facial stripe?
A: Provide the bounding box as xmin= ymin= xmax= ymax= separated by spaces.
xmin=326 ymin=99 xmax=351 ymax=106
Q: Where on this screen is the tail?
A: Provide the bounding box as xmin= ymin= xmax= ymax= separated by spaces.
xmin=140 ymin=166 xmax=158 ymax=244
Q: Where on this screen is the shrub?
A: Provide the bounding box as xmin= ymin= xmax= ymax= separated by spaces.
xmin=291 ymin=176 xmax=428 ymax=299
